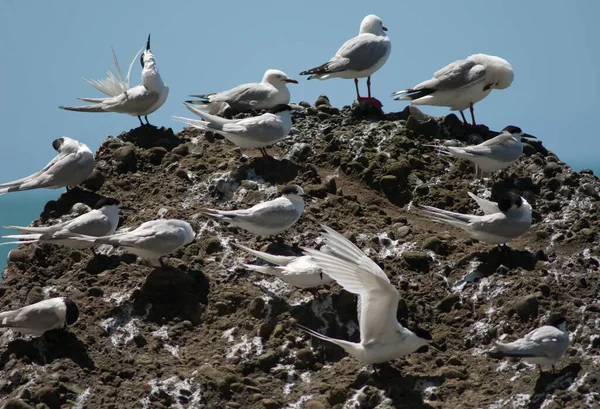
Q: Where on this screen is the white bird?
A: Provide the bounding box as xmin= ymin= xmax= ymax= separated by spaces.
xmin=417 ymin=191 xmax=532 ymax=245
xmin=300 ymin=14 xmax=391 ymax=108
xmin=299 ymin=225 xmax=434 ymax=364
xmin=174 ymin=103 xmax=293 ymax=157
xmin=0 ymin=297 xmax=79 ymax=336
xmin=428 ymin=125 xmax=537 ymax=177
xmin=0 ymin=137 xmax=94 ymax=195
xmin=233 ymin=242 xmax=333 ymax=288
xmin=1 ymin=198 xmax=131 ymax=251
xmin=200 ymin=185 xmax=311 ymax=236
xmin=64 ymin=219 xmax=195 ymax=267
xmin=392 ymin=54 xmax=513 ymax=125
xmin=60 ymin=34 xmax=169 ymax=126
xmin=186 ymin=69 xmax=298 ymax=114
xmin=495 ymin=315 xmax=569 ymax=373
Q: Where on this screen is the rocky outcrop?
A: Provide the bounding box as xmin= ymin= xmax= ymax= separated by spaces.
xmin=1 ymin=100 xmax=599 ymax=408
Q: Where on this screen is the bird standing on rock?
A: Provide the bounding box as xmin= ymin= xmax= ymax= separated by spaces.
xmin=200 ymin=185 xmax=312 ymax=236
xmin=494 ymin=314 xmax=569 ymax=373
xmin=417 ymin=191 xmax=532 ymax=246
xmin=64 ymin=219 xmax=195 ymax=267
xmin=427 ymin=125 xmax=537 ymax=178
xmin=60 ymin=34 xmax=169 ymax=126
xmin=2 ymin=198 xmax=132 ymax=252
xmin=0 ymin=137 xmax=94 ymax=195
xmin=174 ymin=103 xmax=293 ymax=157
xmin=300 ymin=14 xmax=391 ymax=109
xmin=0 ymin=297 xmax=79 ymax=336
xmin=186 ymin=69 xmax=298 ymax=114
xmin=392 ymin=54 xmax=513 ymax=126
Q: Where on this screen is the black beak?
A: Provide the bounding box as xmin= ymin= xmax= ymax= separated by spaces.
xmin=428 ymin=342 xmax=442 ymax=352
xmin=119 ymin=205 xmax=135 ymax=211
xmin=301 ymin=194 xmax=316 ymax=202
xmin=146 ymin=34 xmax=151 ymax=51
xmin=522 ymin=133 xmax=537 ymax=139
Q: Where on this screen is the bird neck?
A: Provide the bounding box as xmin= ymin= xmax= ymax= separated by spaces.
xmin=142 ymin=63 xmax=164 ymax=91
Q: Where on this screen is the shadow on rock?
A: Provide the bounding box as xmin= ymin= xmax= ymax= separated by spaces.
xmin=0 ymin=330 xmax=94 ymax=370
xmin=85 ymin=253 xmax=136 ymax=275
xmin=457 ymin=246 xmax=538 ymax=273
xmin=349 ymin=366 xmax=445 ymax=409
xmin=528 ymin=363 xmax=582 ymax=409
xmin=238 ymin=157 xmax=303 ymax=185
xmin=133 ymin=267 xmax=209 ymax=325
xmin=40 ymin=187 xmax=105 ymax=221
xmin=119 ymin=126 xmax=182 ymax=150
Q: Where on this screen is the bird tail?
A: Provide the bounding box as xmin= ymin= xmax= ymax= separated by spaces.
xmin=299 ymin=63 xmax=332 ymax=80
xmin=494 ymin=341 xmax=538 ymax=357
xmin=242 ymin=264 xmax=282 ymax=278
xmin=416 ymin=204 xmax=473 ymax=231
xmin=5 ymin=225 xmax=53 ymax=234
xmin=297 ymin=324 xmax=361 ymax=356
xmin=391 ymin=88 xmax=435 ymax=101
xmin=232 ymin=242 xmax=294 ymax=266
xmin=423 ymin=144 xmax=453 ymax=157
xmin=59 ymin=104 xmax=106 ymax=113
xmin=172 ymin=115 xmax=212 ymax=132
xmin=199 ymin=208 xmax=234 ymax=222
xmin=77 ymin=97 xmax=108 ymax=103
xmin=0 ymin=237 xmax=41 ymax=245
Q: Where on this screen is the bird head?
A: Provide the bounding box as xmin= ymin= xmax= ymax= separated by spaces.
xmin=359 ymin=14 xmax=387 ymax=35
xmin=281 ymin=184 xmax=315 ymax=201
xmin=263 ymin=69 xmax=298 ymax=85
xmin=63 ymin=298 xmax=80 ymax=326
xmin=140 ymin=34 xmax=155 ymax=68
xmin=502 ymin=125 xmax=537 ymax=140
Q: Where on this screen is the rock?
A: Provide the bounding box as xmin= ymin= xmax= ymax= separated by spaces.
xmin=8 ymin=249 xmax=27 ymax=263
xmin=443 ymin=368 xmax=468 ymax=380
xmin=171 ymin=144 xmax=189 ymax=156
xmin=396 ymin=225 xmax=411 ymax=238
xmin=328 ymin=387 xmax=348 ymax=405
xmin=543 ymin=162 xmax=561 ymax=177
xmin=34 ymin=386 xmax=61 ymax=409
xmin=248 ymin=298 xmax=265 ymax=318
xmin=3 ymin=399 xmax=34 ymax=409
xmin=82 ymin=168 xmax=105 ymax=191
xmin=261 ymin=398 xmax=281 ymax=409
xmin=422 ymin=236 xmax=442 ymax=254
xmin=405 ymin=115 xmax=420 ymax=132
xmin=147 ymin=147 xmax=168 ymax=165
xmin=204 ymin=238 xmax=223 ymax=254
xmin=416 ymin=118 xmax=440 ymax=138
xmin=437 ymin=294 xmax=460 ymax=312
xmin=304 ymin=400 xmax=326 ymax=409
xmin=386 ymin=160 xmax=411 ymax=181
xmin=295 ymin=348 xmax=314 ymax=363
xmin=26 ymin=286 xmax=44 ymax=304
xmin=112 ymin=145 xmax=137 ymax=172
xmin=402 ymin=251 xmax=430 ymax=272
xmin=87 ymin=287 xmax=104 ymax=297
xmin=510 ymin=295 xmax=539 ymax=321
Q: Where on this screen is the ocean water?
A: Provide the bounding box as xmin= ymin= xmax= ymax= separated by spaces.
xmin=0 ymin=190 xmax=60 ymax=274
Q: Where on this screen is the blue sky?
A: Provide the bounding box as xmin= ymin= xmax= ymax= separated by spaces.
xmin=0 ymin=1 xmax=598 ymax=183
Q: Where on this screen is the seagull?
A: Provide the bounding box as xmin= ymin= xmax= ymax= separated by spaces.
xmin=0 ymin=297 xmax=79 ymax=336
xmin=495 ymin=315 xmax=568 ymax=373
xmin=300 ymin=14 xmax=391 ymax=109
xmin=60 ymin=34 xmax=169 ymax=126
xmin=0 ymin=137 xmax=94 ymax=195
xmin=427 ymin=126 xmax=537 ymax=177
xmin=417 ymin=191 xmax=532 ymax=246
xmin=298 ymin=225 xmax=434 ymax=364
xmin=200 ymin=185 xmax=311 ymax=236
xmin=64 ymin=219 xmax=195 ymax=267
xmin=392 ymin=54 xmax=513 ymax=125
xmin=174 ymin=103 xmax=293 ymax=157
xmin=233 ymin=242 xmax=333 ymax=288
xmin=186 ymin=69 xmax=298 ymax=114
xmin=2 ymin=198 xmax=132 ymax=252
